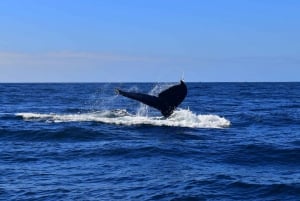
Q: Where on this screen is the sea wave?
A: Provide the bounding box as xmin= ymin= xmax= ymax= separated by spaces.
xmin=16 ymin=109 xmax=230 ymax=128
xmin=224 ymin=144 xmax=300 ymax=165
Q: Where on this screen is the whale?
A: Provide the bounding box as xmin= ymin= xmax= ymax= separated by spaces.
xmin=116 ymin=80 xmax=187 ymax=118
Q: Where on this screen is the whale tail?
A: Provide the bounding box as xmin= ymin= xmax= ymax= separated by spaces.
xmin=116 ymin=80 xmax=187 ymax=118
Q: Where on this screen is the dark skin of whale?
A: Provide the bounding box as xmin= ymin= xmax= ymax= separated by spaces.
xmin=116 ymin=80 xmax=187 ymax=118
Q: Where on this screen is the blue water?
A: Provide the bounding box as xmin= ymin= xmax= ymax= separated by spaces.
xmin=0 ymin=82 xmax=300 ymax=200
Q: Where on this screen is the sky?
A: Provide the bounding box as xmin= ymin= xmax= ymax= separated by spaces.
xmin=0 ymin=0 xmax=299 ymax=82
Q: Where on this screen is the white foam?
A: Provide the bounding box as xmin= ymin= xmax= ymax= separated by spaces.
xmin=16 ymin=109 xmax=230 ymax=128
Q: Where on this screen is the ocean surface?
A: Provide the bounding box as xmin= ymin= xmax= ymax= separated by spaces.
xmin=0 ymin=82 xmax=299 ymax=201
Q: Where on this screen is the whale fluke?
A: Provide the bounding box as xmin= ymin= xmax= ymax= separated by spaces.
xmin=116 ymin=80 xmax=187 ymax=118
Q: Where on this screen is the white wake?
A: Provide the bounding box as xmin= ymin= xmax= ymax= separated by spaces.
xmin=16 ymin=109 xmax=230 ymax=128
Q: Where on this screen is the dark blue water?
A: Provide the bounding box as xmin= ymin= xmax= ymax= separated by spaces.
xmin=0 ymin=83 xmax=299 ymax=200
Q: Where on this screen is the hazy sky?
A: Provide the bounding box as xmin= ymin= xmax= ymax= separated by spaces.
xmin=1 ymin=0 xmax=299 ymax=82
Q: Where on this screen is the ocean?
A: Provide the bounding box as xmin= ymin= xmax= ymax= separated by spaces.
xmin=0 ymin=82 xmax=299 ymax=200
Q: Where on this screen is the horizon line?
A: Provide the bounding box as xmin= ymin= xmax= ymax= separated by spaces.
xmin=1 ymin=81 xmax=300 ymax=84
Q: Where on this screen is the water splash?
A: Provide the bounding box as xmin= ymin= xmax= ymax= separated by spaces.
xmin=16 ymin=109 xmax=230 ymax=128
xmin=136 ymin=103 xmax=149 ymax=117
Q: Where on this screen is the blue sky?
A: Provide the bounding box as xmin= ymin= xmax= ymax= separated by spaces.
xmin=0 ymin=0 xmax=299 ymax=82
